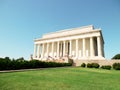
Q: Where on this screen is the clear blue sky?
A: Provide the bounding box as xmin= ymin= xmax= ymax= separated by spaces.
xmin=0 ymin=0 xmax=120 ymax=59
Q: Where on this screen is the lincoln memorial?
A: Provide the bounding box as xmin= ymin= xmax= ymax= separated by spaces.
xmin=33 ymin=25 xmax=105 ymax=62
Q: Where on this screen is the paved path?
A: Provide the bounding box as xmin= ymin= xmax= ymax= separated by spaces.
xmin=0 ymin=66 xmax=73 ymax=73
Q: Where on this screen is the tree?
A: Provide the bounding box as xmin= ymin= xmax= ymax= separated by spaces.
xmin=16 ymin=57 xmax=24 ymax=62
xmin=112 ymin=54 xmax=120 ymax=59
xmin=4 ymin=57 xmax=10 ymax=60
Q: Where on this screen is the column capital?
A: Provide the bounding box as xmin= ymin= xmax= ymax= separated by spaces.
xmin=52 ymin=41 xmax=55 ymax=43
xmin=90 ymin=36 xmax=93 ymax=39
xmin=52 ymin=42 xmax=54 ymax=44
xmin=90 ymin=36 xmax=94 ymax=38
xmin=97 ymin=36 xmax=100 ymax=37
xmin=63 ymin=41 xmax=66 ymax=44
xmin=83 ymin=38 xmax=86 ymax=40
xmin=69 ymin=39 xmax=72 ymax=41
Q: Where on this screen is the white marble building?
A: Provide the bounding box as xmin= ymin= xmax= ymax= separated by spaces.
xmin=33 ymin=25 xmax=105 ymax=61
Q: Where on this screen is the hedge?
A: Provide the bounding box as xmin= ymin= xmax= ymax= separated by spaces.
xmin=101 ymin=65 xmax=111 ymax=70
xmin=0 ymin=58 xmax=72 ymax=70
xmin=87 ymin=63 xmax=100 ymax=68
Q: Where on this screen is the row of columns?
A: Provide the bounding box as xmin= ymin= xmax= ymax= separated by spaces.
xmin=34 ymin=36 xmax=103 ymax=59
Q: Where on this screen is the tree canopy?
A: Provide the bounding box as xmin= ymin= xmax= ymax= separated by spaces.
xmin=112 ymin=54 xmax=120 ymax=59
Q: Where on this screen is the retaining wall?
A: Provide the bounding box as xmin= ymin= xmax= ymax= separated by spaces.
xmin=74 ymin=59 xmax=120 ymax=66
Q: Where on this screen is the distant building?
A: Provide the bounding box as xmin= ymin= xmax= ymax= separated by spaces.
xmin=33 ymin=25 xmax=105 ymax=62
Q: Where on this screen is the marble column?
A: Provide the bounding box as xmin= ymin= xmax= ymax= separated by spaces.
xmin=41 ymin=43 xmax=44 ymax=58
xmin=83 ymin=38 xmax=86 ymax=57
xmin=47 ymin=43 xmax=49 ymax=57
xmin=60 ymin=42 xmax=62 ymax=57
xmin=57 ymin=41 xmax=59 ymax=58
xmin=69 ymin=40 xmax=72 ymax=56
xmin=66 ymin=41 xmax=68 ymax=55
xmin=52 ymin=42 xmax=54 ymax=57
xmin=76 ymin=39 xmax=78 ymax=58
xmin=97 ymin=36 xmax=102 ymax=57
xmin=63 ymin=41 xmax=66 ymax=56
xmin=37 ymin=44 xmax=40 ymax=58
xmin=90 ymin=37 xmax=94 ymax=57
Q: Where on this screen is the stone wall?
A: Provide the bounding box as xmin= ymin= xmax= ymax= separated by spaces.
xmin=74 ymin=59 xmax=120 ymax=66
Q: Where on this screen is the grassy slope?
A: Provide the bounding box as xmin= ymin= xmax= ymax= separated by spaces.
xmin=0 ymin=67 xmax=120 ymax=90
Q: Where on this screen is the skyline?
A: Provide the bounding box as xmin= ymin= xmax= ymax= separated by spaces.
xmin=0 ymin=0 xmax=120 ymax=59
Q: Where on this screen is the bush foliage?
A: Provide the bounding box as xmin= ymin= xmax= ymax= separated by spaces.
xmin=92 ymin=63 xmax=100 ymax=68
xmin=113 ymin=63 xmax=120 ymax=70
xmin=0 ymin=57 xmax=72 ymax=70
xmin=81 ymin=63 xmax=86 ymax=67
xmin=87 ymin=63 xmax=93 ymax=68
xmin=101 ymin=65 xmax=111 ymax=70
xmin=87 ymin=63 xmax=100 ymax=68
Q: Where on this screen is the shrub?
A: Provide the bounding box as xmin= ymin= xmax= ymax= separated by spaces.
xmin=92 ymin=63 xmax=100 ymax=68
xmin=81 ymin=63 xmax=86 ymax=67
xmin=87 ymin=63 xmax=100 ymax=68
xmin=87 ymin=63 xmax=93 ymax=68
xmin=113 ymin=63 xmax=120 ymax=70
xmin=101 ymin=65 xmax=111 ymax=70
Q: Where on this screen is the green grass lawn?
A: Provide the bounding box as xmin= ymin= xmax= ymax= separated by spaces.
xmin=0 ymin=67 xmax=120 ymax=90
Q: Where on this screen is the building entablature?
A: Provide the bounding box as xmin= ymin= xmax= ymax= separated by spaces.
xmin=35 ymin=30 xmax=101 ymax=44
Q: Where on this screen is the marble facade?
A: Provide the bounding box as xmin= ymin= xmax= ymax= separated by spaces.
xmin=33 ymin=25 xmax=105 ymax=62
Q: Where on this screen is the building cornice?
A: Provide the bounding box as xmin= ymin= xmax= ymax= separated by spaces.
xmin=35 ymin=29 xmax=101 ymax=42
xmin=43 ymin=25 xmax=94 ymax=36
